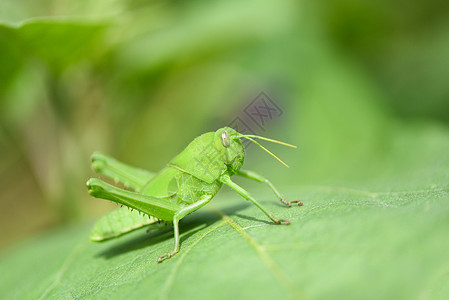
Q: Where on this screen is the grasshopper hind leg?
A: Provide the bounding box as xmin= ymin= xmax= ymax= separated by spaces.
xmin=90 ymin=151 xmax=155 ymax=192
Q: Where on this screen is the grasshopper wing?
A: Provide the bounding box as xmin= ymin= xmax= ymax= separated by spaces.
xmin=90 ymin=207 xmax=166 ymax=242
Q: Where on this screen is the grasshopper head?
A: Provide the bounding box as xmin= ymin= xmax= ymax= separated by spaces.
xmin=215 ymin=127 xmax=297 ymax=173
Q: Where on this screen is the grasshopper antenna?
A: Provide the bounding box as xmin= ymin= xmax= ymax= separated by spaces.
xmin=235 ymin=135 xmax=295 ymax=168
xmin=238 ymin=135 xmax=297 ymax=148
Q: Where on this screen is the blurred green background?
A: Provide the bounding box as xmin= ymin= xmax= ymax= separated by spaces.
xmin=0 ymin=0 xmax=448 ymax=253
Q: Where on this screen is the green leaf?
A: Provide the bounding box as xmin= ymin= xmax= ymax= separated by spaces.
xmin=1 ymin=148 xmax=449 ymax=299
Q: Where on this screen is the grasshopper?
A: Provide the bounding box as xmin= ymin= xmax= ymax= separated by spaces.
xmin=86 ymin=127 xmax=302 ymax=263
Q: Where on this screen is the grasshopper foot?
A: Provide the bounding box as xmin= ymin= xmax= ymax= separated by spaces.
xmin=280 ymin=198 xmax=303 ymax=207
xmin=271 ymin=217 xmax=291 ymax=225
xmin=157 ymin=250 xmax=179 ymax=263
xmin=278 ymin=219 xmax=291 ymax=225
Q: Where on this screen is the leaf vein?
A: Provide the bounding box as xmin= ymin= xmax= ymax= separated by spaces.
xmin=159 ymin=220 xmax=226 ymax=300
xmin=38 ymin=240 xmax=88 ymax=300
xmin=217 ymin=211 xmax=305 ymax=300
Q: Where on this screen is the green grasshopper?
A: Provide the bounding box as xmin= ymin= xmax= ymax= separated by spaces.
xmin=86 ymin=127 xmax=302 ymax=263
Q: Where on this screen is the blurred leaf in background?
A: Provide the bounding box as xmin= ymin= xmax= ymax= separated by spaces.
xmin=0 ymin=0 xmax=448 ymax=298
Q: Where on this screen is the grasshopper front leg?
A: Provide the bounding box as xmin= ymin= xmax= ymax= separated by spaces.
xmin=220 ymin=174 xmax=290 ymax=225
xmin=236 ymin=169 xmax=303 ymax=207
xmin=157 ymin=194 xmax=213 ymax=263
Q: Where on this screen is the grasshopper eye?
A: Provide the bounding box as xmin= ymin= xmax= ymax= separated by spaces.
xmin=221 ymin=131 xmax=230 ymax=147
